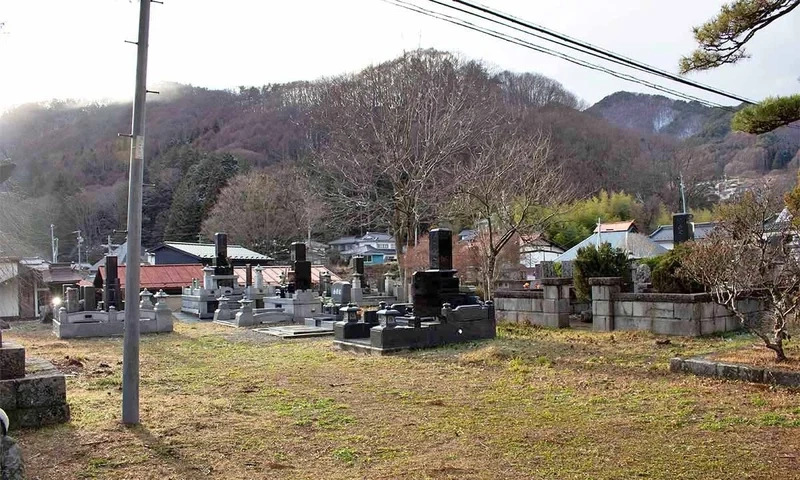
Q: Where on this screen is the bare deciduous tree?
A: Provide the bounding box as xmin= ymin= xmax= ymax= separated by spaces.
xmin=681 ymin=186 xmax=798 ymax=361
xmin=309 ymin=50 xmax=497 ymax=286
xmin=449 ymin=132 xmax=574 ymax=298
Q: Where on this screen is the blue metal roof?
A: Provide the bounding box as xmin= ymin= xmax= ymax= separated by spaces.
xmin=555 ymin=231 xmax=668 ymax=262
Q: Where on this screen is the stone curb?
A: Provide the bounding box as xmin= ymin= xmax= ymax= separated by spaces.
xmin=670 ymin=356 xmax=800 ymax=387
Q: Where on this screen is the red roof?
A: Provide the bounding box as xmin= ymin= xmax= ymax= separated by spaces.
xmin=593 ymin=221 xmax=638 ymax=233
xmin=97 ymin=264 xmax=342 ymax=290
xmin=100 ymin=264 xmax=204 ymax=290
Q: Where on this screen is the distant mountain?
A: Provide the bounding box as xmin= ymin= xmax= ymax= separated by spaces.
xmin=586 ymin=91 xmax=726 ymax=139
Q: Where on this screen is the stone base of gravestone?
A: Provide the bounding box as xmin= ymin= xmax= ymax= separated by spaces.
xmin=0 ymin=357 xmax=69 ymax=428
xmin=0 ymin=343 xmax=26 ymax=381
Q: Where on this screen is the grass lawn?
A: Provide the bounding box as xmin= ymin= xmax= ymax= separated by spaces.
xmin=10 ymin=321 xmax=800 ymax=479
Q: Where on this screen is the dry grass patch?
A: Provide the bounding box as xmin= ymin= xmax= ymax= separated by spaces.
xmin=5 ymin=321 xmax=800 ymax=479
xmin=709 ymin=341 xmax=800 ymax=371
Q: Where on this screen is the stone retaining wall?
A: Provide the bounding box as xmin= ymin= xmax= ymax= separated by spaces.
xmin=494 ymin=276 xmax=759 ymax=337
xmin=494 ymin=278 xmax=570 ymax=328
xmin=670 ymin=357 xmax=800 ymax=387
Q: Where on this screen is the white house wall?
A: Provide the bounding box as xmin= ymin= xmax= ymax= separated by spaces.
xmin=0 ymin=277 xmax=20 ymax=317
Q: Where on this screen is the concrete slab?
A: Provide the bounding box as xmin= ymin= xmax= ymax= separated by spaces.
xmin=253 ymin=325 xmax=334 ymax=338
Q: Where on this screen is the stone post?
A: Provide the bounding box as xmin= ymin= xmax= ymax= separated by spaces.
xmin=154 ymin=290 xmax=172 ymax=331
xmin=588 ymin=277 xmax=622 ymax=332
xmin=202 ymin=265 xmax=215 ymax=290
xmin=58 ymin=307 xmax=68 ymax=325
xmin=541 ymin=278 xmax=571 ymax=328
xmin=254 ymin=265 xmax=264 ymax=290
xmin=108 ymin=305 xmax=118 ymax=323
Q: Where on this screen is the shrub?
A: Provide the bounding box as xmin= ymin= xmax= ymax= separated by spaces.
xmin=650 ymin=245 xmax=705 ymax=294
xmin=573 ymin=243 xmax=631 ymax=301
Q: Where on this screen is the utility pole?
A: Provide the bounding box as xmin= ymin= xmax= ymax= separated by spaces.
xmin=122 ymin=0 xmax=153 ymax=426
xmin=72 ymin=230 xmax=83 ymax=267
xmin=50 ymin=224 xmax=58 ymax=263
xmin=679 ymin=173 xmax=687 ymax=214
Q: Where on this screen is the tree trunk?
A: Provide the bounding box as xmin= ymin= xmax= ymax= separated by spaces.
xmin=485 ymin=255 xmax=496 ymax=300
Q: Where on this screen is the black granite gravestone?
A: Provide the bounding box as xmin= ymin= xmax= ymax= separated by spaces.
xmin=103 ymin=256 xmax=121 ymax=311
xmin=352 ymin=256 xmax=364 ymax=275
xmin=429 ymin=228 xmax=453 ymax=271
xmin=672 ymin=213 xmax=694 ymax=244
xmin=214 ymin=233 xmax=233 ymax=276
xmin=245 ymin=264 xmax=253 ymax=287
xmin=412 ymin=228 xmax=470 ymax=318
xmin=292 ymin=242 xmax=312 ymax=291
xmin=291 ymin=242 xmax=307 ymax=262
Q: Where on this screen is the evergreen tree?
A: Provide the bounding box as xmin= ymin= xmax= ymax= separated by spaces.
xmin=680 ymin=0 xmax=800 ymax=133
xmin=163 ymin=150 xmax=242 ymax=242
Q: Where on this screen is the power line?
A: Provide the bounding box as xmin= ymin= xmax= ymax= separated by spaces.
xmin=445 ymin=0 xmax=756 ymax=105
xmin=383 ymin=0 xmax=731 ymax=109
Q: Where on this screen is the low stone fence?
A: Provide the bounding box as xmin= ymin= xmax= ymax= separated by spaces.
xmin=494 ymin=278 xmax=571 ymax=328
xmin=494 ymin=276 xmax=759 ymax=336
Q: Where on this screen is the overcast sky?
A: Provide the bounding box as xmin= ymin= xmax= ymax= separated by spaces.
xmin=1 ymin=0 xmax=798 ymax=113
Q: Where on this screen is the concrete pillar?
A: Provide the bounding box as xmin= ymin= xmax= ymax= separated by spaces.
xmin=589 ymin=277 xmax=622 ymax=332
xmin=541 ymin=278 xmax=571 ymax=328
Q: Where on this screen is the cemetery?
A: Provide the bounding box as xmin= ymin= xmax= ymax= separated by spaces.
xmin=51 ymin=255 xmax=174 ymax=339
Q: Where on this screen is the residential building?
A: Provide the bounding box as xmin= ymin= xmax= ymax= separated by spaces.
xmin=0 ymin=258 xmax=83 ymax=320
xmin=146 ymin=242 xmax=271 ymax=266
xmin=329 ymin=232 xmax=396 ymax=265
xmin=519 ymin=236 xmax=565 ymax=268
xmin=649 ymin=222 xmax=717 ymax=250
xmin=555 ymin=231 xmax=668 ymax=262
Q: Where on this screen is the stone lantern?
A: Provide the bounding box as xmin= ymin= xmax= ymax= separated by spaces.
xmin=340 ymin=303 xmax=359 ymax=323
xmin=377 ymin=305 xmax=400 ymax=329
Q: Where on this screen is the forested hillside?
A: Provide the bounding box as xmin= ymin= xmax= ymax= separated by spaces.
xmin=1 ymin=50 xmax=798 ymax=263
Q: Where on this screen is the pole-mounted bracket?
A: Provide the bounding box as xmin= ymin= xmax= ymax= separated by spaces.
xmin=118 ymin=133 xmax=133 ymax=138
xmin=124 ymin=40 xmax=138 ymax=45
xmin=146 ymin=90 xmax=160 ymax=94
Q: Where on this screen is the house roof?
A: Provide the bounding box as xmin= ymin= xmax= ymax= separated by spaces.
xmin=555 ymin=231 xmax=668 ymax=262
xmin=340 ymin=245 xmax=397 ymax=257
xmin=458 ymin=229 xmax=478 ymax=241
xmin=593 ymin=221 xmax=637 ymax=233
xmin=100 ymin=264 xmax=204 ymax=290
xmin=360 ymin=232 xmax=394 ymax=242
xmin=233 ymin=266 xmax=342 ymax=285
xmin=649 ymin=222 xmax=717 ymax=242
xmin=42 ymin=263 xmax=85 ymax=284
xmin=152 ymin=242 xmax=270 ymax=261
xmin=328 ymin=236 xmax=358 ymax=245
xmin=329 ymin=233 xmax=394 ymax=245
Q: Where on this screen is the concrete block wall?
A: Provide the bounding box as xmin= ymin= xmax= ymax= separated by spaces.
xmin=589 ymin=277 xmax=752 ymax=336
xmin=494 ymin=278 xmax=571 ymax=328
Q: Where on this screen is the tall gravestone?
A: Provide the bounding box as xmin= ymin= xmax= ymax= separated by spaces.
xmin=292 ymin=242 xmax=312 ymax=291
xmin=103 ymin=256 xmax=122 ymax=311
xmin=429 ymin=228 xmax=453 ymax=270
xmin=214 ymin=233 xmax=234 ymax=288
xmin=672 ymin=213 xmax=694 ymax=245
xmin=412 ymin=228 xmax=462 ymax=318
